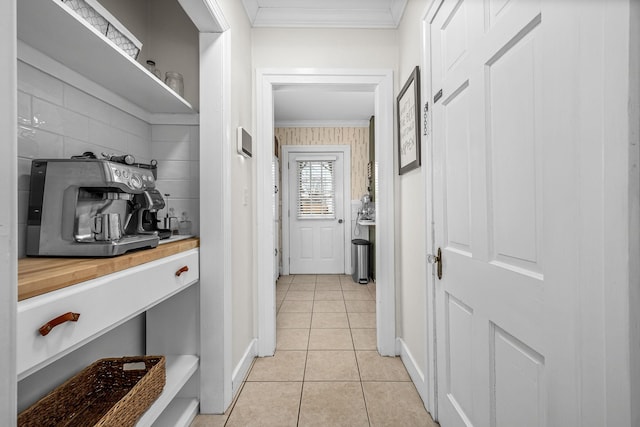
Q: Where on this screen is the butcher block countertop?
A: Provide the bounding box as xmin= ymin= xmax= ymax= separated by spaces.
xmin=18 ymin=237 xmax=200 ymax=301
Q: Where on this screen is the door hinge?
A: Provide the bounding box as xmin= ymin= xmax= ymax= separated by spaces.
xmin=427 ymin=248 xmax=443 ymax=280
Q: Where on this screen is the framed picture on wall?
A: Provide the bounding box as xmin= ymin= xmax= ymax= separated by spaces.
xmin=397 ymin=66 xmax=421 ymax=175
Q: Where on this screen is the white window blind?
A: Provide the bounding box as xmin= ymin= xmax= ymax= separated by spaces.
xmin=297 ymin=160 xmax=335 ymax=219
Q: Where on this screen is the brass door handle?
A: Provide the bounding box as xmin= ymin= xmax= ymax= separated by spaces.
xmin=428 ymin=248 xmax=443 ymax=280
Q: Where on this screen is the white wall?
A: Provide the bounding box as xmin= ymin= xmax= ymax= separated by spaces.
xmin=252 ymin=28 xmax=398 ymax=69
xmin=395 ymin=0 xmax=428 ymax=387
xmin=218 ymin=0 xmax=256 ymax=385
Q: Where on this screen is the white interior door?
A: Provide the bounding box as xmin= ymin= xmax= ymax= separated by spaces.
xmin=287 ymin=151 xmax=345 ymax=274
xmin=430 ymin=1 xmax=577 ymax=425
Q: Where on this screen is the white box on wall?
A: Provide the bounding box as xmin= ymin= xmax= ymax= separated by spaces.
xmin=237 ymin=127 xmax=252 ymax=158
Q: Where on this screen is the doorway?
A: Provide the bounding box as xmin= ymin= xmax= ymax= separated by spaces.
xmin=282 ymin=145 xmax=351 ymax=275
xmin=256 ymin=69 xmax=396 ymax=358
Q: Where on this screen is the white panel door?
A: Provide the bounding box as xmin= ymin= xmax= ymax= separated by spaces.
xmin=288 ymin=151 xmax=345 ymax=274
xmin=430 ymin=1 xmax=575 ymax=426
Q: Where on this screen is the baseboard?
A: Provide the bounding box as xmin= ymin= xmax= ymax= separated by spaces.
xmin=396 ymin=337 xmax=429 ymax=409
xmin=232 ymin=339 xmax=257 ymax=396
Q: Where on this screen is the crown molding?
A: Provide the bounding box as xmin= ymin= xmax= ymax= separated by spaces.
xmin=241 ymin=0 xmax=407 ymax=29
xmin=275 ymin=120 xmax=370 ymax=128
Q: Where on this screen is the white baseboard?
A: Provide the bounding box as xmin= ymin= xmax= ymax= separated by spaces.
xmin=232 ymin=339 xmax=257 ymax=396
xmin=396 ymin=337 xmax=429 ymax=409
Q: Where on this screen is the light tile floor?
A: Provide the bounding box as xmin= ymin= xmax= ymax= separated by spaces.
xmin=191 ymin=275 xmax=439 ymax=427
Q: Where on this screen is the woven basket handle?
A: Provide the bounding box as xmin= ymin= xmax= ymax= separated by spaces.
xmin=39 ymin=312 xmax=80 ymax=336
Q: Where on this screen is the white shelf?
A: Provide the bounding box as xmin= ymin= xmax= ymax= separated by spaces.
xmin=136 ymin=355 xmax=199 ymax=427
xmin=152 ymin=398 xmax=199 ymax=427
xmin=358 ymin=220 xmax=376 ymax=226
xmin=17 ymin=0 xmax=195 ymax=114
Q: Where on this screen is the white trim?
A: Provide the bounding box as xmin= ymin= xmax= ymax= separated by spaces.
xmin=281 ymin=145 xmax=352 ymax=276
xmin=232 ymin=339 xmax=257 ymax=396
xmin=256 ymin=68 xmax=396 ymax=357
xmin=421 ymin=0 xmax=442 ymax=418
xmin=275 ymin=120 xmax=370 ymax=128
xmin=177 ymin=0 xmax=230 ymax=32
xmin=0 ymin=0 xmax=17 ymax=423
xmin=199 ymin=30 xmax=232 ymax=414
xmin=241 ymin=0 xmax=408 ymax=29
xmin=397 ymin=338 xmax=429 ymax=412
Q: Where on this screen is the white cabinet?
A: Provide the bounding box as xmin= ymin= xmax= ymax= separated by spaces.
xmin=17 ymin=249 xmax=200 ymax=426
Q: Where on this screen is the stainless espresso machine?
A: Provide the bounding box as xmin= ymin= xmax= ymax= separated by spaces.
xmin=26 ymin=158 xmax=166 ymax=257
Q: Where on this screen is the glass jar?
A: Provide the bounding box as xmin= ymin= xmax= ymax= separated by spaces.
xmin=145 ymin=60 xmax=162 ymax=79
xmin=165 ymin=72 xmax=184 ymax=97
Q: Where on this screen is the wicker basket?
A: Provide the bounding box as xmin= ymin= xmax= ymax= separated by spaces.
xmin=18 ymin=356 xmax=165 ymax=427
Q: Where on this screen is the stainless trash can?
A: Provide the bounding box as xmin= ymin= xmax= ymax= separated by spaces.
xmin=351 ymin=239 xmax=371 ymax=284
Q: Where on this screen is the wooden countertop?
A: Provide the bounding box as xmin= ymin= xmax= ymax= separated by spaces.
xmin=18 ymin=237 xmax=200 ymax=301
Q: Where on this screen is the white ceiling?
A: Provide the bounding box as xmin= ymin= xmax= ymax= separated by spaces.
xmin=274 ymin=87 xmax=375 ymax=127
xmin=241 ymin=0 xmax=408 ymax=28
xmin=244 ymin=1 xmax=402 ymax=127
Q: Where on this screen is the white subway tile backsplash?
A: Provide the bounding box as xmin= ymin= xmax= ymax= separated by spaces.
xmin=124 ymin=133 xmax=151 ymax=161
xmin=32 ymin=98 xmax=89 ymax=142
xmin=154 ymin=180 xmax=198 ymax=199
xmin=110 ymin=108 xmax=150 ymax=139
xmin=63 ymin=85 xmax=111 ymax=123
xmin=189 ymin=127 xmax=200 ymax=160
xmin=63 ymin=137 xmax=105 ymax=159
xmin=17 ymin=61 xmax=64 ymax=105
xmin=18 ymin=128 xmax=64 ymax=159
xmin=156 ymin=160 xmax=192 ymax=180
xmin=17 ymin=61 xmax=201 ymax=256
xmin=152 ymin=125 xmax=191 ymax=143
xmin=17 ymin=91 xmax=32 ymax=127
xmin=151 ymin=140 xmax=191 ymax=161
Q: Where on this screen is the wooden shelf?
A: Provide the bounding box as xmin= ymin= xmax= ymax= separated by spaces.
xmin=17 ymin=0 xmax=195 ymax=114
xmin=137 ymin=355 xmax=199 ymax=427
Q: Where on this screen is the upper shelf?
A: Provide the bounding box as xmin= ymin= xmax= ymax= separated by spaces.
xmin=17 ymin=0 xmax=195 ymax=115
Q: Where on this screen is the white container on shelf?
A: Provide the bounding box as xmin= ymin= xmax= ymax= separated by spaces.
xmin=62 ymin=0 xmax=143 ymax=59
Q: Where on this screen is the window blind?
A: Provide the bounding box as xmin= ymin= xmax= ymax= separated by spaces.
xmin=297 ymin=160 xmax=335 ymax=219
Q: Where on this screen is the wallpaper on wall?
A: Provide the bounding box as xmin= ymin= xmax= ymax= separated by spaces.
xmin=274 ymin=127 xmax=370 ymax=200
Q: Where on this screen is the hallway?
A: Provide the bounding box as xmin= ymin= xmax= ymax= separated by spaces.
xmin=192 ymin=274 xmax=437 ymax=426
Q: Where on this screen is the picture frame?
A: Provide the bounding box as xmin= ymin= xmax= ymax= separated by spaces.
xmin=397 ymin=66 xmax=421 ymax=175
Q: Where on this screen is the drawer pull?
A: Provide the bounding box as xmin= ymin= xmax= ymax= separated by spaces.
xmin=175 ymin=266 xmax=189 ymax=277
xmin=39 ymin=312 xmax=80 ymax=336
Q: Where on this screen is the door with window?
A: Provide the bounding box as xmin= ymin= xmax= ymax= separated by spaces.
xmin=286 ymin=150 xmax=346 ymax=274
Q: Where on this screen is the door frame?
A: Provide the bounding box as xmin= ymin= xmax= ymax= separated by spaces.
xmin=421 ymin=0 xmax=441 ymax=418
xmin=256 ymin=68 xmax=396 ymax=357
xmin=281 ymin=144 xmax=352 ymax=276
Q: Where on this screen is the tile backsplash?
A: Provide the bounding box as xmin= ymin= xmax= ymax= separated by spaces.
xmin=17 ymin=60 xmax=199 ymax=257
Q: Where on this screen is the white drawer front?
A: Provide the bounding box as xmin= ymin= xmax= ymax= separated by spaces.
xmin=17 ymin=249 xmax=199 ymax=378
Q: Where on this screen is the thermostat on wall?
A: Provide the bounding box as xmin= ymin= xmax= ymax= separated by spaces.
xmin=237 ymin=127 xmax=252 ymax=158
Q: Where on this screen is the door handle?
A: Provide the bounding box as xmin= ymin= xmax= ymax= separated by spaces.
xmin=427 ymin=248 xmax=442 ymax=280
xmin=338 ymin=219 xmax=343 ymax=224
